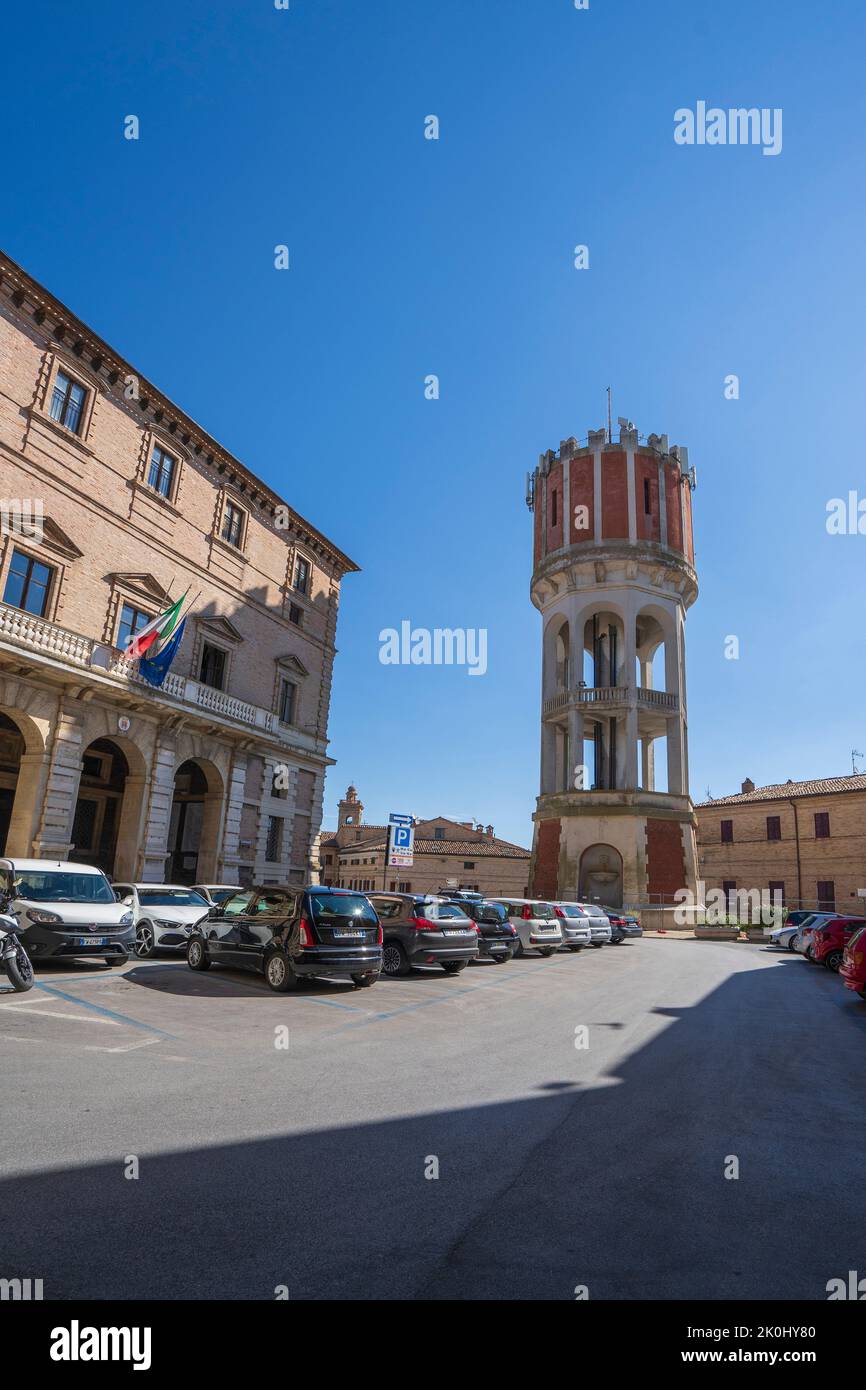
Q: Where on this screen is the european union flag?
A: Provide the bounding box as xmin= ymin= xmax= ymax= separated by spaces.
xmin=139 ymin=619 xmax=186 ymax=689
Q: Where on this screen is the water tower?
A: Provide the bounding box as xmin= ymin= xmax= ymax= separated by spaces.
xmin=526 ymin=420 xmax=699 ymax=922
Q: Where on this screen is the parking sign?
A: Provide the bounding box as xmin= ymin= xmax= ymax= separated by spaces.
xmin=387 ymin=813 xmax=415 ymax=868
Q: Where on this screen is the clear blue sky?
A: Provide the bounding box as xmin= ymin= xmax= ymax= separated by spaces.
xmin=4 ymin=0 xmax=866 ymax=844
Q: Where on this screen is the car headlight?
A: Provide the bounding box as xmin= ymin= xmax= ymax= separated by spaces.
xmin=119 ymin=911 xmax=134 ymax=926
xmin=27 ymin=908 xmax=62 ymax=924
xmin=155 ymin=918 xmax=179 ymax=930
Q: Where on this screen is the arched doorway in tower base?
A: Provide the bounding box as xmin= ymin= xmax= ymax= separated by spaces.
xmin=579 ymin=843 xmax=624 ymax=909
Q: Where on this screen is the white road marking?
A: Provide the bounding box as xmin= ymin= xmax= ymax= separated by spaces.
xmin=84 ymin=1037 xmax=163 ymax=1054
xmin=0 ymin=1004 xmax=119 ymax=1025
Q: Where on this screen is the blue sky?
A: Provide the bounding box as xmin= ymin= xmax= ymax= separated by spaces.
xmin=4 ymin=0 xmax=866 ymax=844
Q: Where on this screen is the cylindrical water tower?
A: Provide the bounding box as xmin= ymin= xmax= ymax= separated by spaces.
xmin=527 ymin=421 xmax=699 ymax=920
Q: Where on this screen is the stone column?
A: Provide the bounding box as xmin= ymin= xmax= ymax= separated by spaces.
xmin=666 ymin=713 xmax=684 ymax=795
xmin=624 ymin=700 xmax=639 ymax=790
xmin=114 ymin=773 xmax=150 ymax=880
xmin=140 ymin=737 xmax=178 ymax=881
xmin=6 ymin=749 xmax=51 ymax=856
xmin=540 ymin=720 xmax=557 ymax=794
xmin=641 ymin=737 xmax=655 ymax=792
xmin=568 ymin=704 xmax=585 ymax=790
xmin=31 ymin=708 xmax=85 ymax=859
xmin=219 ymin=749 xmax=249 ymax=880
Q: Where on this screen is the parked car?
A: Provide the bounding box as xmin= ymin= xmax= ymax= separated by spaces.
xmin=490 ymin=899 xmax=563 ymax=957
xmin=192 ymin=883 xmax=243 ymax=907
xmin=597 ymin=907 xmax=642 ymax=944
xmin=553 ymin=903 xmax=592 ymax=951
xmin=575 ymin=901 xmax=613 ymax=947
xmin=768 ymin=916 xmax=814 ymax=952
xmin=0 ymin=857 xmax=135 ymax=966
xmin=440 ymin=895 xmax=518 ymax=962
xmin=795 ymin=913 xmax=842 ymax=960
xmin=113 ymin=883 xmax=210 ymax=958
xmin=810 ymin=917 xmax=866 ymax=972
xmin=840 ymin=926 xmax=866 ymax=998
xmin=367 ymin=893 xmax=480 ymax=976
xmin=188 ymin=885 xmax=382 ymax=990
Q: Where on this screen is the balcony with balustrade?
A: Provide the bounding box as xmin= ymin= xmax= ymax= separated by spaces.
xmin=0 ymin=600 xmax=323 ymax=756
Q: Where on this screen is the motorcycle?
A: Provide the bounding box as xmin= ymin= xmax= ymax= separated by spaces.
xmin=0 ymin=891 xmax=34 ymax=992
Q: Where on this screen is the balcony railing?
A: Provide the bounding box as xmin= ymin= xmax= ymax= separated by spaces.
xmin=542 ymin=684 xmax=679 ymax=717
xmin=0 ymin=602 xmax=318 ymax=748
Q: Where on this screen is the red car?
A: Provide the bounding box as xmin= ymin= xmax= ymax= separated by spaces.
xmin=840 ymin=926 xmax=866 ymax=997
xmin=812 ymin=917 xmax=866 ymax=972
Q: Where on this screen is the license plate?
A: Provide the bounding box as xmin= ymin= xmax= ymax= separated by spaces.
xmin=444 ymin=929 xmax=468 ymax=936
xmin=79 ymin=936 xmax=107 ymax=946
xmin=333 ymin=930 xmax=364 ymax=938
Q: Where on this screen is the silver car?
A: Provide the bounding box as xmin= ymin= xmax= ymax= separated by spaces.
xmin=553 ymin=902 xmax=593 ymax=951
xmin=492 ymin=899 xmax=563 ymax=957
xmin=575 ymin=902 xmax=613 ymax=946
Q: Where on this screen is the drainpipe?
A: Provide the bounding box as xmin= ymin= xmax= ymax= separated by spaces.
xmin=788 ymin=799 xmax=802 ymax=908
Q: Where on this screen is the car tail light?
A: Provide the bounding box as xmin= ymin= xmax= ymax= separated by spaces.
xmin=554 ymin=906 xmax=565 ymax=918
xmin=410 ymin=915 xmax=437 ymax=931
xmin=376 ymin=923 xmax=383 ymax=945
xmin=474 ymin=924 xmax=482 ymax=936
xmin=522 ymin=905 xmax=533 ymax=920
xmin=298 ymin=914 xmax=314 ymax=948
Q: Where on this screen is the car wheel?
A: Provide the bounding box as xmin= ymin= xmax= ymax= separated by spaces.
xmin=187 ymin=938 xmax=211 ymax=972
xmin=826 ymin=950 xmax=843 ymax=972
xmin=103 ymin=957 xmax=117 ymax=968
xmin=493 ymin=952 xmax=510 ymax=963
xmin=567 ymin=945 xmax=583 ymax=953
xmin=265 ymin=951 xmax=298 ymax=992
xmin=787 ymin=936 xmax=798 ymax=952
xmin=382 ymin=941 xmax=411 ymax=977
xmin=442 ymin=960 xmax=467 ymax=974
xmin=135 ymin=922 xmax=156 ymax=958
xmin=591 ymin=942 xmax=604 ymax=948
xmin=351 ymin=973 xmax=376 ymax=988
xmin=539 ymin=947 xmax=555 ymax=957
xmin=514 ymin=939 xmax=525 ymax=958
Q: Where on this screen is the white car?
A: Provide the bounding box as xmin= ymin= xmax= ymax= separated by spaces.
xmin=492 ymin=899 xmax=563 ymax=956
xmin=192 ymin=883 xmax=243 ymax=908
xmin=553 ymin=902 xmax=593 ymax=950
xmin=113 ymin=883 xmax=211 ymax=958
xmin=794 ymin=913 xmax=837 ymax=960
xmin=0 ymin=857 xmax=135 ymax=966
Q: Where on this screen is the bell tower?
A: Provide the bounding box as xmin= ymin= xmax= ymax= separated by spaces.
xmin=338 ymin=784 xmax=363 ymax=829
xmin=527 ymin=421 xmax=699 ymax=924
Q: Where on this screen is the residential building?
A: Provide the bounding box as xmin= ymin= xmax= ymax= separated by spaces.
xmin=0 ymin=250 xmax=357 ymax=884
xmin=696 ymin=775 xmax=866 ymax=914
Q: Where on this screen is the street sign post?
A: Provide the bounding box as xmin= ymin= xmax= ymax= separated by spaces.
xmin=383 ymin=813 xmax=415 ymax=888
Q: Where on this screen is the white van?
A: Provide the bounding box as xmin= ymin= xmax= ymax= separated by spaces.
xmin=0 ymin=858 xmax=136 ymax=966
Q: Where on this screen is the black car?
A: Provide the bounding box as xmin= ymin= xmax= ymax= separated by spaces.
xmin=367 ymin=893 xmax=480 ymax=977
xmin=187 ymin=885 xmax=382 ymax=991
xmin=439 ymin=894 xmax=517 ymax=962
xmin=597 ymin=907 xmax=643 ymax=944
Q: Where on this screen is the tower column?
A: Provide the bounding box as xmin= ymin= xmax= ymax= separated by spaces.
xmin=624 ymin=701 xmax=639 ymax=790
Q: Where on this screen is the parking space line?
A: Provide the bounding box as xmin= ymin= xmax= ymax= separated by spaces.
xmin=0 ymin=1003 xmax=119 ymax=1024
xmin=31 ymin=982 xmax=178 ymax=1039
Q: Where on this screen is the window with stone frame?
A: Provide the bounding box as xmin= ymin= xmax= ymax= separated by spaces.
xmin=49 ymin=369 xmax=88 ymax=435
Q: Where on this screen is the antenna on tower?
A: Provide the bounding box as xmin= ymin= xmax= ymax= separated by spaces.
xmin=606 ymin=387 xmax=612 ymax=444
xmin=525 ymin=471 xmax=535 ymax=512
xmin=852 ymin=748 xmax=863 ymax=774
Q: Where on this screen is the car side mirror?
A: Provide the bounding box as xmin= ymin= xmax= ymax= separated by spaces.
xmin=208 ymin=905 xmax=225 ymax=918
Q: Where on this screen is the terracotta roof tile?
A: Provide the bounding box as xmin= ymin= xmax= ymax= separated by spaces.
xmin=697 ymin=774 xmax=866 ymax=807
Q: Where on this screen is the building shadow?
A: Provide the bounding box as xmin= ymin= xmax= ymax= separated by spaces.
xmin=2 ymin=952 xmax=865 ymax=1301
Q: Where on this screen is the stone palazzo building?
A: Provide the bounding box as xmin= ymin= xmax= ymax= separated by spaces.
xmin=0 ymin=250 xmax=356 ymax=885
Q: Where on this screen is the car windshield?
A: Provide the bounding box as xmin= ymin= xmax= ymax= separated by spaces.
xmin=532 ymin=903 xmax=554 ymax=917
xmin=138 ymin=889 xmax=209 ymax=907
xmin=848 ymin=927 xmax=866 ymax=950
xmin=206 ymin=888 xmax=240 ymax=904
xmin=561 ymin=904 xmax=588 ymax=918
xmin=13 ymin=870 xmax=115 ymax=904
xmin=308 ymin=892 xmax=377 ymax=924
xmin=478 ymin=903 xmax=506 ymax=923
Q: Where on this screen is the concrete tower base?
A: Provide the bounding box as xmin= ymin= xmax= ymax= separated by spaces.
xmin=529 ymin=789 xmax=698 ymax=923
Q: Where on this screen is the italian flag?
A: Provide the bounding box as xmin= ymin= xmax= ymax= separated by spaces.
xmin=123 ymin=592 xmax=187 ymax=661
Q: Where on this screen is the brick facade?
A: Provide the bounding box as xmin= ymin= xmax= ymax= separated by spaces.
xmin=0 ymin=250 xmax=357 ymax=885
